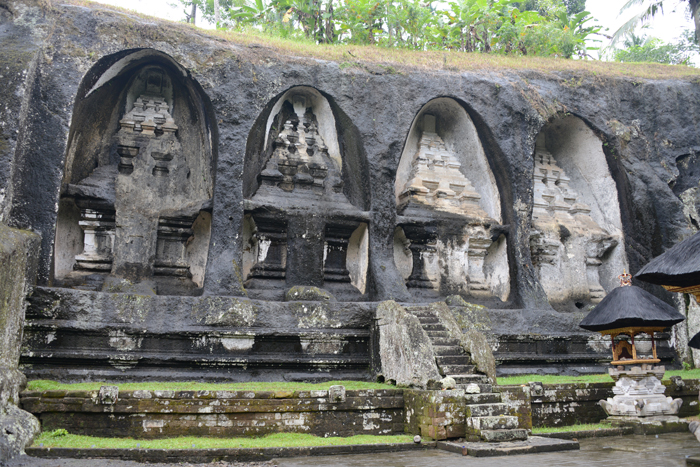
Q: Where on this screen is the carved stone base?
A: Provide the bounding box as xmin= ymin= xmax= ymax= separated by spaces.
xmin=599 ymin=366 xmax=683 ymax=417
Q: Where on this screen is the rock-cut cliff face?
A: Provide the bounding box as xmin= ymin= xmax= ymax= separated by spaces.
xmin=2 ymin=0 xmax=700 ymax=376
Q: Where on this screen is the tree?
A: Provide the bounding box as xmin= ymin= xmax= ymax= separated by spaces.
xmin=613 ymin=30 xmax=700 ymax=64
xmin=613 ymin=0 xmax=700 ymax=44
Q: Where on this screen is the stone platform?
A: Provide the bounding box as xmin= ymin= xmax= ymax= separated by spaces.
xmin=21 ymin=287 xmax=374 ymax=382
xmin=21 ymin=287 xmax=670 ymax=381
xmin=437 ymin=436 xmax=579 ymax=457
xmin=21 ymin=388 xmax=405 ymax=438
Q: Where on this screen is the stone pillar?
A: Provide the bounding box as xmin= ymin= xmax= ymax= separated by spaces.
xmin=74 ymin=207 xmax=115 ymax=272
xmin=402 ymin=224 xmax=438 ymax=290
xmin=246 ymin=216 xmax=288 ymax=288
xmin=154 ymin=215 xmax=197 ymax=278
xmin=323 ymin=223 xmax=356 ymax=284
xmin=286 ymin=216 xmax=325 ymax=287
xmin=467 ymin=228 xmax=492 ymax=297
xmin=111 ymin=211 xmax=159 ymax=281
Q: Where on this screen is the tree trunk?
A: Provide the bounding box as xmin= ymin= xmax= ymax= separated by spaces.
xmin=214 ymin=0 xmax=221 ymax=27
xmin=190 ymin=3 xmax=197 ymax=25
xmin=691 ymin=0 xmax=700 ymax=43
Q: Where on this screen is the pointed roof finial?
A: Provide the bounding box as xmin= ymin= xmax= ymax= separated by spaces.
xmin=619 ymin=270 xmax=632 ymax=287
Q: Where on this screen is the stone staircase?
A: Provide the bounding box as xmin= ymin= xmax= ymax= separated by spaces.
xmin=407 ymin=305 xmax=528 ymax=443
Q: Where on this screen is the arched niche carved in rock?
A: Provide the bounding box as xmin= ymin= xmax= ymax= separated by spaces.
xmin=242 ymin=87 xmax=370 ymax=301
xmin=52 ymin=50 xmax=217 ymax=296
xmin=529 ymin=116 xmax=627 ymax=311
xmin=394 ymin=98 xmax=509 ymax=302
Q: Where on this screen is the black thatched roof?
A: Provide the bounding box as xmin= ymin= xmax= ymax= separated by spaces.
xmin=636 ymin=231 xmax=700 ymax=287
xmin=579 ymin=285 xmax=685 ymax=332
xmin=690 ymin=331 xmax=700 ymax=349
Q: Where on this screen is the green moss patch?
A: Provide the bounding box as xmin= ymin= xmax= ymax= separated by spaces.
xmin=26 ymin=380 xmax=395 ymax=392
xmin=33 ymin=431 xmax=413 ymax=449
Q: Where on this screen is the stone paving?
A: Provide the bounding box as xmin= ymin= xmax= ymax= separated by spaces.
xmin=7 ymin=433 xmax=700 ymax=467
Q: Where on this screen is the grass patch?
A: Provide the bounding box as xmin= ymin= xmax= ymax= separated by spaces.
xmin=25 ymin=380 xmax=395 ymax=392
xmin=32 ymin=431 xmax=413 ymax=449
xmin=498 ymin=374 xmax=611 ymax=385
xmin=65 ymin=0 xmax=700 ymax=80
xmin=498 ymin=369 xmax=700 ymax=386
xmin=532 ymin=423 xmax=610 ymax=434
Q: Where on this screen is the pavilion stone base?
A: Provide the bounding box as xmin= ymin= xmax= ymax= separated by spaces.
xmin=599 ymin=365 xmax=683 ymax=417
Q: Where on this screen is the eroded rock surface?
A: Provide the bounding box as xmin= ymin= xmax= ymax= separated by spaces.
xmin=375 ymin=301 xmax=441 ymax=388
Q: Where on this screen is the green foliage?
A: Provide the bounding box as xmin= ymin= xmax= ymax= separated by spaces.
xmin=26 ymin=380 xmax=395 ymax=392
xmin=613 ymin=31 xmax=700 ymax=65
xmin=180 ymin=0 xmax=602 ymax=58
xmin=33 ymin=432 xmax=413 ymax=449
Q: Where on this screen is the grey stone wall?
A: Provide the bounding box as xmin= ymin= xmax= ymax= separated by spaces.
xmin=0 ymin=223 xmax=41 ymax=463
xmin=2 ymin=0 xmax=700 ymax=374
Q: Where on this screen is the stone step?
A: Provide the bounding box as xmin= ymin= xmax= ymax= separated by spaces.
xmin=427 ymin=331 xmax=451 ymax=339
xmin=422 ymin=323 xmax=447 ymax=332
xmin=464 ymin=393 xmax=502 ymax=405
xmin=467 ymin=415 xmax=519 ymax=431
xmin=458 ymin=383 xmax=494 ymax=393
xmin=432 ymin=345 xmax=464 ymax=356
xmin=440 ymin=364 xmax=476 ymax=375
xmin=480 ymin=429 xmax=529 ymax=443
xmin=431 ymin=337 xmax=460 ymax=346
xmin=415 ymin=315 xmax=439 ymax=324
xmin=435 ymin=355 xmax=468 ymax=366
xmin=452 ymin=374 xmax=490 ymax=384
xmin=465 ymin=403 xmax=509 ymax=418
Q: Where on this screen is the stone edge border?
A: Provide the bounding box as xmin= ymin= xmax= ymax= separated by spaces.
xmin=536 ymin=427 xmax=635 ymax=439
xmin=25 ymin=441 xmax=435 ymax=462
xmin=436 ymin=436 xmax=579 ymax=457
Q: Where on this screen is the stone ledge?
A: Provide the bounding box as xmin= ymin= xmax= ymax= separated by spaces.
xmin=437 ymin=436 xmax=579 ymax=457
xmin=537 ymin=427 xmax=634 ymax=439
xmin=25 ymin=442 xmax=434 ymax=463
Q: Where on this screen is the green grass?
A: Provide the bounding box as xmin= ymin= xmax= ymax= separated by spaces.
xmin=498 ymin=369 xmax=700 ymax=386
xmin=33 ymin=431 xmax=413 ymax=449
xmin=532 ymin=423 xmax=610 ymax=434
xmin=25 ymin=380 xmax=395 ymax=392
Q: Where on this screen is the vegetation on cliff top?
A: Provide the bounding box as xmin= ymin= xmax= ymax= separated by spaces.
xmin=64 ymin=0 xmax=700 ymax=79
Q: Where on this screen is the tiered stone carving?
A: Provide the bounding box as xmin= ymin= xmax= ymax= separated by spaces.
xmin=397 ymin=114 xmax=499 ymax=298
xmin=398 ymin=115 xmax=485 ymax=218
xmin=600 ymin=366 xmax=683 ymax=417
xmin=246 ymin=93 xmax=365 ymax=300
xmin=530 ymin=133 xmax=617 ymax=304
xmin=259 ymin=96 xmax=342 ymax=195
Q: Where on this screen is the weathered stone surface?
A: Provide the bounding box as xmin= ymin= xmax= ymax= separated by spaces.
xmin=285 ymin=286 xmax=336 ymax=302
xmin=22 ymin=287 xmax=375 ymax=381
xmin=375 ymin=301 xmax=440 ymax=388
xmin=1 ymin=0 xmax=700 ymax=378
xmin=404 ymin=389 xmax=466 ymax=440
xmin=460 ymin=330 xmax=497 ymax=384
xmin=22 ymin=389 xmax=405 ymax=439
xmin=0 ymin=224 xmax=41 ymax=464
